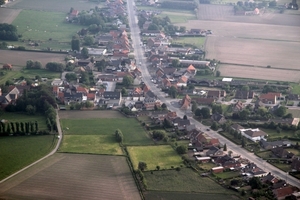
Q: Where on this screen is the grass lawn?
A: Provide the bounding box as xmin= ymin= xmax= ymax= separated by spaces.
xmin=214 ymin=171 xmax=241 ymax=179
xmin=144 ymin=168 xmax=234 ymax=194
xmin=285 ymin=148 xmax=300 ymax=156
xmin=127 ymin=145 xmax=182 ymax=170
xmin=198 ymin=162 xmax=217 ymax=171
xmin=287 ymin=109 xmax=300 ymax=118
xmin=256 ymin=151 xmax=272 ymax=159
xmin=160 ymin=12 xmax=196 ymax=24
xmin=0 ymin=69 xmax=60 ymax=85
xmin=59 ymin=135 xmax=123 ymax=155
xmin=172 ymin=37 xmax=206 ymax=49
xmin=12 ymin=10 xmax=85 ymax=50
xmin=0 ymin=112 xmax=48 ymax=131
xmin=60 ymin=118 xmax=152 ymax=146
xmin=0 ymin=135 xmax=56 ymax=180
xmin=291 ymin=83 xmax=300 ymax=95
xmin=272 ymin=162 xmax=291 ymax=172
xmin=260 ymin=128 xmax=294 ymax=140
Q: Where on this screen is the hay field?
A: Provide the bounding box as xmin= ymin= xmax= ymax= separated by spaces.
xmin=0 ymin=50 xmax=66 ymax=66
xmin=218 ymin=64 xmax=300 ymax=82
xmin=0 ymin=153 xmax=141 ymax=200
xmin=0 ymin=8 xmax=21 ymax=23
xmin=206 ymin=36 xmax=300 ymax=69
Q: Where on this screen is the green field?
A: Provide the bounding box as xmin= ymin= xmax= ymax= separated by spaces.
xmin=214 ymin=171 xmax=241 ymax=179
xmin=0 ymin=135 xmax=56 ymax=180
xmin=172 ymin=37 xmax=206 ymax=48
xmin=127 ymin=145 xmax=183 ymax=170
xmin=287 ymin=109 xmax=300 ymax=118
xmin=144 ymin=168 xmax=235 ymax=194
xmin=0 ymin=112 xmax=48 ymax=131
xmin=0 ymin=69 xmax=60 ymax=85
xmin=60 ymin=135 xmax=123 ymax=155
xmin=160 ymin=11 xmax=196 ymax=24
xmin=12 ymin=10 xmax=85 ymax=50
xmin=260 ymin=128 xmax=294 ymax=140
xmin=144 ymin=191 xmax=239 ymax=200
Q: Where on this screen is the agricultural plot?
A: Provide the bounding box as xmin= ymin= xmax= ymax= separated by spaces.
xmin=0 ymin=135 xmax=56 ymax=180
xmin=127 ymin=145 xmax=182 ymax=170
xmin=0 ymin=8 xmax=21 ymax=24
xmin=144 ymin=191 xmax=238 ymax=200
xmin=160 ymin=11 xmax=196 ymax=23
xmin=144 ymin=168 xmax=234 ymax=194
xmin=0 ymin=154 xmax=141 ymax=200
xmin=0 ymin=50 xmax=66 ymax=67
xmin=58 ymin=110 xmax=124 ymax=119
xmin=218 ymin=64 xmax=300 ymax=82
xmin=10 ymin=0 xmax=99 ymax=12
xmin=172 ymin=37 xmax=206 ymax=49
xmin=198 ymin=5 xmax=234 ymax=20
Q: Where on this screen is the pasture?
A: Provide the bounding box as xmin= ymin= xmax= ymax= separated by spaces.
xmin=160 ymin=11 xmax=196 ymax=24
xmin=0 ymin=135 xmax=55 ymax=180
xmin=10 ymin=0 xmax=99 ymax=12
xmin=0 ymin=8 xmax=21 ymax=24
xmin=144 ymin=168 xmax=234 ymax=194
xmin=172 ymin=37 xmax=206 ymax=48
xmin=0 ymin=50 xmax=66 ymax=67
xmin=0 ymin=154 xmax=141 ymax=200
xmin=12 ymin=10 xmax=85 ymax=45
xmin=127 ymin=145 xmax=182 ymax=170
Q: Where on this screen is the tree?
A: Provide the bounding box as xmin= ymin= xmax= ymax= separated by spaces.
xmin=163 ymin=118 xmax=172 ymax=128
xmin=138 ymin=161 xmax=147 ymax=171
xmin=241 ymin=137 xmax=246 ymax=148
xmin=241 ymin=85 xmax=249 ymax=91
xmin=156 ymin=165 xmax=160 ymax=170
xmin=152 ymin=130 xmax=166 ymax=140
xmin=81 ymin=47 xmax=89 ymax=59
xmin=212 ymin=104 xmax=223 ymax=114
xmin=211 ymin=121 xmax=218 ymax=130
xmin=115 ymin=129 xmax=123 ymax=143
xmin=121 ymin=87 xmax=127 ymax=96
xmin=192 ymin=102 xmax=197 ymax=113
xmin=216 ymin=70 xmax=221 ymax=77
xmin=46 ymin=62 xmax=64 ymax=72
xmin=65 ymin=73 xmax=77 ymax=82
xmin=183 ymin=115 xmax=187 ymax=120
xmin=228 ymin=150 xmax=233 ymax=157
xmin=249 ymin=177 xmax=262 ymax=189
xmin=223 ymin=143 xmax=227 ymax=151
xmin=168 ymin=86 xmax=177 ymax=98
xmin=274 ymin=106 xmax=287 ymax=117
xmin=161 ymin=103 xmax=167 ymax=110
xmin=71 ymin=37 xmax=80 ymax=51
xmin=239 ymin=109 xmax=250 ymax=120
xmin=176 ymin=145 xmax=187 ymax=154
xmin=83 ymin=35 xmax=94 ymax=45
xmin=122 ymin=75 xmax=133 ymax=87
xmin=26 ymin=105 xmax=36 ymax=115
xmin=196 ymin=107 xmax=210 ymax=119
xmin=0 ymin=0 xmax=5 ymax=5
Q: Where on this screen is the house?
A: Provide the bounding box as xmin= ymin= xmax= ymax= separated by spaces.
xmin=261 ymin=173 xmax=279 ymax=184
xmin=232 ymin=101 xmax=244 ymax=112
xmin=270 ymin=118 xmax=300 ymax=127
xmin=211 ymin=113 xmax=226 ymax=124
xmin=103 ymin=91 xmax=122 ymax=106
xmin=287 ymin=93 xmax=299 ymax=101
xmin=180 ymin=94 xmax=191 ymax=110
xmin=207 ymin=90 xmax=226 ymax=99
xmin=51 ymin=79 xmax=63 ymax=86
xmin=195 ymin=156 xmax=211 ymax=163
xmin=291 ymin=157 xmax=300 ymax=171
xmin=260 ymin=92 xmax=282 ymax=104
xmin=235 ymin=90 xmax=254 ymax=99
xmin=63 ymin=91 xmax=83 ymax=104
xmin=2 ymin=63 xmax=12 ymax=70
xmin=273 ymin=186 xmax=299 ymax=200
xmin=239 ymin=128 xmax=267 ymax=142
xmin=260 ymin=140 xmax=292 ymax=150
xmin=198 ymin=133 xmax=220 ymax=147
xmin=172 ymin=118 xmax=190 ymax=130
xmin=231 ymin=124 xmax=245 ymax=132
xmin=177 ymin=76 xmax=188 ymax=87
xmin=241 ymin=163 xmax=267 ymax=177
xmin=211 ymin=166 xmax=224 ymax=173
xmin=271 ymin=147 xmax=294 ymax=159
xmin=206 ymin=146 xmax=223 ymax=157
xmin=0 ymin=87 xmax=20 ymax=107
xmin=214 ymin=155 xmax=241 ymax=169
xmin=186 ymin=64 xmax=197 ymax=75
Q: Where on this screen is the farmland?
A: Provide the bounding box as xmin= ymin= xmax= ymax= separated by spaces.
xmin=127 ymin=145 xmax=182 ymax=170
xmin=0 ymin=8 xmax=21 ymax=24
xmin=0 ymin=154 xmax=141 ymax=200
xmin=143 ymin=168 xmax=236 ymax=194
xmin=0 ymin=135 xmax=56 ymax=180
xmin=58 ymin=110 xmax=124 ymax=119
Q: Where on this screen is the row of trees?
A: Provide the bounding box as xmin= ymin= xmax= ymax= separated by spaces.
xmin=0 ymin=121 xmax=41 ymax=136
xmin=26 ymin=60 xmax=42 ymax=69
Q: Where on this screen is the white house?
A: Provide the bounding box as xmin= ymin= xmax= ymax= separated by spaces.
xmin=240 ymin=128 xmax=267 ymax=142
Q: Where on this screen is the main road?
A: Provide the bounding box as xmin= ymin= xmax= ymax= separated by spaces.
xmin=126 ymin=0 xmax=300 ymax=187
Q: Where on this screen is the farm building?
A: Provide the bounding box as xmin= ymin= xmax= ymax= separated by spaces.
xmin=195 ymin=156 xmax=211 ymax=163
xmin=211 ymin=166 xmax=224 ymax=173
xmin=2 ymin=63 xmax=12 ymax=70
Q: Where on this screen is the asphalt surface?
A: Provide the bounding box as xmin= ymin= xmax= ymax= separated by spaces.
xmin=126 ymin=0 xmax=300 ymax=187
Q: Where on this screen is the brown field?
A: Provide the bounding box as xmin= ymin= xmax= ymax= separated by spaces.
xmin=218 ymin=64 xmax=300 ymax=82
xmin=206 ymin=36 xmax=300 ymax=70
xmin=58 ymin=110 xmax=124 ymax=119
xmin=0 ymin=50 xmax=66 ymax=66
xmin=0 ymin=153 xmax=141 ymax=200
xmin=0 ymin=8 xmax=21 ymax=23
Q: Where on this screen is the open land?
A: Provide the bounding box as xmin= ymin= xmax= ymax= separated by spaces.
xmin=0 ymin=8 xmax=21 ymax=24
xmin=143 ymin=168 xmax=238 ymax=197
xmin=0 ymin=50 xmax=66 ymax=67
xmin=0 ymin=113 xmax=48 ymax=130
xmin=0 ymin=135 xmax=55 ymax=180
xmin=218 ymin=64 xmax=300 ymax=82
xmin=0 ymin=153 xmax=141 ymax=200
xmin=127 ymin=145 xmax=182 ymax=170
xmin=58 ymin=110 xmax=124 ymax=119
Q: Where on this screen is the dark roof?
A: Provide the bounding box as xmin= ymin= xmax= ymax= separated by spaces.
xmin=103 ymin=91 xmax=121 ymax=99
xmin=231 ymin=124 xmax=244 ymax=130
xmin=244 ymin=130 xmax=267 ymax=137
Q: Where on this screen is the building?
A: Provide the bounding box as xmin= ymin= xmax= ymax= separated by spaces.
xmin=239 ymin=128 xmax=267 ymax=142
xmin=260 ymin=92 xmax=282 ymax=104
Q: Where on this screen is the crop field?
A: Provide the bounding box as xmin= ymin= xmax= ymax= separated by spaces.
xmin=144 ymin=168 xmax=235 ymax=194
xmin=218 ymin=64 xmax=300 ymax=82
xmin=0 ymin=50 xmax=66 ymax=67
xmin=12 ymin=10 xmax=85 ymax=44
xmin=0 ymin=135 xmax=55 ymax=180
xmin=0 ymin=8 xmax=21 ymax=24
xmin=198 ymin=5 xmax=234 ymax=20
xmin=0 ymin=153 xmax=141 ymax=200
xmin=160 ymin=11 xmax=196 ymax=24
xmin=144 ymin=191 xmax=238 ymax=200
xmin=58 ymin=110 xmax=124 ymax=119
xmin=10 ymin=0 xmax=99 ymax=12
xmin=127 ymin=145 xmax=182 ymax=170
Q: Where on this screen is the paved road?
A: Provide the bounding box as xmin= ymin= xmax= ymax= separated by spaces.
xmin=126 ymin=0 xmax=300 ymax=187
xmin=0 ymin=110 xmax=63 ymax=183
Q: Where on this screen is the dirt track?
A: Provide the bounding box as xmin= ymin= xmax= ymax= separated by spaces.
xmin=0 ymin=153 xmax=141 ymax=200
xmin=0 ymin=8 xmax=21 ymax=23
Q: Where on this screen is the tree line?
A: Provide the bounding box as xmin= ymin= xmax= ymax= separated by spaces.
xmin=0 ymin=121 xmax=48 ymax=136
xmin=0 ymin=23 xmax=19 ymax=41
